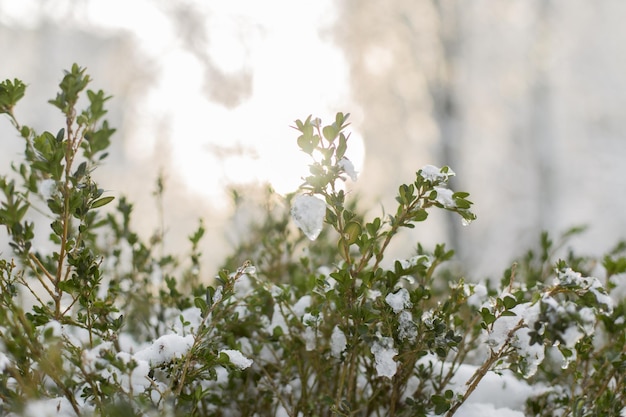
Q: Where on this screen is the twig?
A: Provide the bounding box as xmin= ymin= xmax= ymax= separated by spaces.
xmin=445 ymin=319 xmax=525 ymax=417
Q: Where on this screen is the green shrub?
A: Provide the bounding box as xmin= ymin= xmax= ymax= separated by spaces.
xmin=0 ymin=65 xmax=624 ymax=416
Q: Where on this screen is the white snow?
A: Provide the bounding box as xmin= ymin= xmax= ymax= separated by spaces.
xmin=40 ymin=320 xmax=63 ymax=339
xmin=269 ymin=305 xmax=288 ymax=334
xmin=385 ymin=288 xmax=412 ymax=313
xmin=367 ymin=288 xmax=382 ymax=300
xmin=214 ymin=365 xmax=229 ymax=384
xmin=371 ymin=337 xmax=398 ymax=379
xmin=38 ymin=178 xmax=57 ymax=199
xmin=291 ymin=194 xmax=326 ymax=240
xmin=451 ymin=363 xmax=544 ymax=411
xmin=338 ymin=157 xmax=358 ymax=181
xmin=609 ymin=273 xmax=626 ymax=300
xmin=302 ymin=313 xmax=320 ymax=351
xmin=487 ymin=302 xmax=545 ymax=378
xmin=234 ymin=273 xmax=254 ymax=298
xmin=419 ymin=165 xmax=455 ymax=183
xmin=133 ymin=334 xmax=194 ymax=366
xmin=433 ymin=186 xmax=456 ymax=208
xmin=275 ymin=405 xmax=292 ymax=417
xmin=0 ymin=351 xmax=10 ymax=372
xmin=560 ymin=325 xmax=584 ymax=349
xmin=466 ymin=283 xmax=488 ymax=308
xmin=398 ymin=254 xmax=433 ymax=270
xmin=555 ymin=268 xmax=613 ymax=311
xmin=303 ymin=327 xmax=317 ymax=351
xmin=238 ymin=337 xmax=254 ymax=357
xmin=420 ymin=355 xmax=547 ymax=416
xmin=21 ymin=397 xmax=77 ymax=417
xmin=106 ymin=352 xmax=151 ymax=393
xmin=171 ymin=307 xmax=203 ymax=334
xmin=451 ymin=402 xmax=526 ymax=417
xmin=397 ymin=310 xmax=417 ymax=342
xmin=322 ymin=276 xmax=338 ymax=292
xmin=220 ymin=349 xmax=253 ymax=370
xmin=212 ymin=286 xmax=223 ymax=306
xmin=303 ymin=313 xmax=321 ymax=328
xmin=269 ymin=283 xmax=284 ymax=298
xmin=81 ymin=342 xmax=113 ymax=374
xmin=292 ymin=295 xmax=312 ymax=318
xmin=330 ymin=326 xmax=347 ymax=358
xmin=588 ymin=280 xmax=614 ymax=311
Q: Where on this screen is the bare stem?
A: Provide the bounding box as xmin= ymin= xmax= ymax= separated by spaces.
xmin=445 ymin=319 xmax=525 ymax=417
xmin=26 ymin=253 xmax=56 ymax=298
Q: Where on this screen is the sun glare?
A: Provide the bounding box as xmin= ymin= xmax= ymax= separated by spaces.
xmin=88 ymin=0 xmax=363 ymax=204
xmin=0 ymin=0 xmax=363 ymax=205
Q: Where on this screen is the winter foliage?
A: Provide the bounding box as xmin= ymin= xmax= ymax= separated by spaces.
xmin=1 ymin=66 xmax=626 ymax=416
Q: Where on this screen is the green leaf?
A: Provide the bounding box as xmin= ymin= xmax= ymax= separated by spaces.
xmin=20 ymin=125 xmax=31 ymax=138
xmin=503 ymin=295 xmax=518 ymax=310
xmin=338 ymin=238 xmax=349 ymax=261
xmin=603 ymin=255 xmax=626 ymax=277
xmin=83 ymin=121 xmax=115 ymax=159
xmin=34 ymin=131 xmax=57 ymax=158
xmin=50 ymin=220 xmax=63 ymax=236
xmin=344 ymin=221 xmax=362 ymax=245
xmin=454 ymin=198 xmax=472 ymax=209
xmin=323 ymin=125 xmax=338 ymax=142
xmin=297 ymin=135 xmax=315 ymax=154
xmin=91 ymin=196 xmax=115 ymax=209
xmin=336 ymin=133 xmax=347 ymax=160
xmin=325 ymin=208 xmax=338 ymax=226
xmin=194 ymin=297 xmax=208 ymax=314
xmin=398 ymin=184 xmax=415 ymax=205
xmin=366 ymin=218 xmax=381 ymax=237
xmin=412 ymin=209 xmax=428 ymax=222
xmin=15 ymin=202 xmax=29 ymax=223
xmin=0 ymin=78 xmax=26 ymax=113
xmin=335 ymin=112 xmax=350 ymax=129
xmin=73 ymin=161 xmax=87 ymax=180
xmin=432 ymin=394 xmax=451 ymax=414
xmin=55 ymin=128 xmax=65 ymax=142
xmin=481 ymin=307 xmax=496 ymax=325
xmin=48 ymin=64 xmax=91 ymax=112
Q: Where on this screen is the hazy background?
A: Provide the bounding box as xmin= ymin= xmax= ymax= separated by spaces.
xmin=2 ymin=0 xmax=626 ymax=279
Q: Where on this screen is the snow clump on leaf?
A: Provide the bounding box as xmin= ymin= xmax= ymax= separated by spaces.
xmin=291 ymin=194 xmax=326 ymax=240
xmin=220 ymin=349 xmax=253 ymax=370
xmin=419 ymin=164 xmax=455 ymax=183
xmin=371 ymin=337 xmax=398 ymax=379
xmin=331 ymin=326 xmax=347 ymax=358
xmin=385 ymin=288 xmax=412 ymax=313
xmin=338 ymin=157 xmax=358 ymax=181
xmin=433 ymin=186 xmax=456 ymax=208
xmin=134 ymin=334 xmax=194 ymax=366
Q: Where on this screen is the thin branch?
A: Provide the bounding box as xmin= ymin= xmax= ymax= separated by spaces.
xmin=446 ymin=319 xmax=525 ymax=417
xmin=28 ymin=253 xmax=56 ymax=286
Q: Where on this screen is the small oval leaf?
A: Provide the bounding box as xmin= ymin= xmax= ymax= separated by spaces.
xmin=91 ymin=196 xmax=115 ymax=209
xmin=344 ymin=221 xmax=362 ymax=245
xmin=323 ymin=125 xmax=338 ymax=142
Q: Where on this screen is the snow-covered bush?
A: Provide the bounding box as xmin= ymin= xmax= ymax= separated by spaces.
xmin=1 ymin=66 xmax=625 ymax=416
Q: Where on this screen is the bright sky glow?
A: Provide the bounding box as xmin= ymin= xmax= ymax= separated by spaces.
xmin=80 ymin=0 xmax=364 ymax=202
xmin=0 ymin=0 xmax=363 ymax=204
